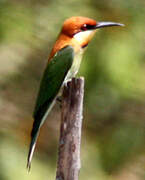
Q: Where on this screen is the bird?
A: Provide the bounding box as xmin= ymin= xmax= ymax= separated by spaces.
xmin=27 ymin=16 xmax=124 ymax=170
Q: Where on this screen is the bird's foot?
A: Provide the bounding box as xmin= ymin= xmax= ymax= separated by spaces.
xmin=57 ymin=96 xmax=62 ymax=108
xmin=57 ymin=96 xmax=62 ymax=103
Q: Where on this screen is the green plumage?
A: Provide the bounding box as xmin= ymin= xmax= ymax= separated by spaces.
xmin=33 ymin=46 xmax=74 ymax=123
xmin=27 ymin=45 xmax=74 ymax=169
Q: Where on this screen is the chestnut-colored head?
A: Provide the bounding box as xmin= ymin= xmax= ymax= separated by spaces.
xmin=49 ymin=16 xmax=124 ymax=60
xmin=60 ymin=16 xmax=124 ymax=48
xmin=62 ymin=16 xmax=97 ymax=37
xmin=61 ymin=16 xmax=124 ymax=37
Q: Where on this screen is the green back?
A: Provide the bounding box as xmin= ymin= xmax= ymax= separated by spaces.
xmin=33 ymin=45 xmax=74 ymax=122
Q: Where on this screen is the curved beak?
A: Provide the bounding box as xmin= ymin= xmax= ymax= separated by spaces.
xmin=95 ymin=22 xmax=124 ymax=29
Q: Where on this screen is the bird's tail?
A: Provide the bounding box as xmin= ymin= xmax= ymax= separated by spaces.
xmin=27 ymin=127 xmax=40 ymax=171
xmin=27 ymin=100 xmax=56 ymax=171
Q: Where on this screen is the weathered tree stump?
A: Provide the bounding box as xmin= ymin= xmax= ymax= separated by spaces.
xmin=56 ymin=77 xmax=84 ymax=180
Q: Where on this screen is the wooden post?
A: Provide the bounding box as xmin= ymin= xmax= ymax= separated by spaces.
xmin=56 ymin=77 xmax=84 ymax=180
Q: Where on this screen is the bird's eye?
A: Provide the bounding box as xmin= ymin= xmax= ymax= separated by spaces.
xmin=81 ymin=24 xmax=96 ymax=31
xmin=81 ymin=24 xmax=87 ymax=31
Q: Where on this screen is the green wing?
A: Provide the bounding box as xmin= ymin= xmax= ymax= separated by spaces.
xmin=33 ymin=45 xmax=74 ymax=123
xmin=27 ymin=46 xmax=74 ymax=170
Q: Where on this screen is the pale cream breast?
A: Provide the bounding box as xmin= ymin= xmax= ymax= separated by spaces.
xmin=64 ymin=48 xmax=84 ymax=81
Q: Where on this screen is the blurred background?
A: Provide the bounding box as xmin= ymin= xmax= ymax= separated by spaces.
xmin=0 ymin=0 xmax=145 ymax=179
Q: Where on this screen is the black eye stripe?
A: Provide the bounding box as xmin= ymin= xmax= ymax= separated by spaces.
xmin=81 ymin=24 xmax=96 ymax=31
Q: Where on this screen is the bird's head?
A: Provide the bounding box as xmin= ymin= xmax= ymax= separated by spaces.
xmin=61 ymin=16 xmax=124 ymax=47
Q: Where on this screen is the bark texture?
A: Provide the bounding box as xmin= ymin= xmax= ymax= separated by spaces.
xmin=56 ymin=77 xmax=84 ymax=180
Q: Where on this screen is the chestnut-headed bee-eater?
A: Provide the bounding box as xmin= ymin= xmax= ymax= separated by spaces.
xmin=27 ymin=16 xmax=124 ymax=170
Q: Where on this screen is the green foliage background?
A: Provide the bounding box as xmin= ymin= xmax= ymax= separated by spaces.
xmin=0 ymin=0 xmax=145 ymax=179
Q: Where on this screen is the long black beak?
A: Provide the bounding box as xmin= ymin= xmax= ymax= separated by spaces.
xmin=95 ymin=22 xmax=124 ymax=29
